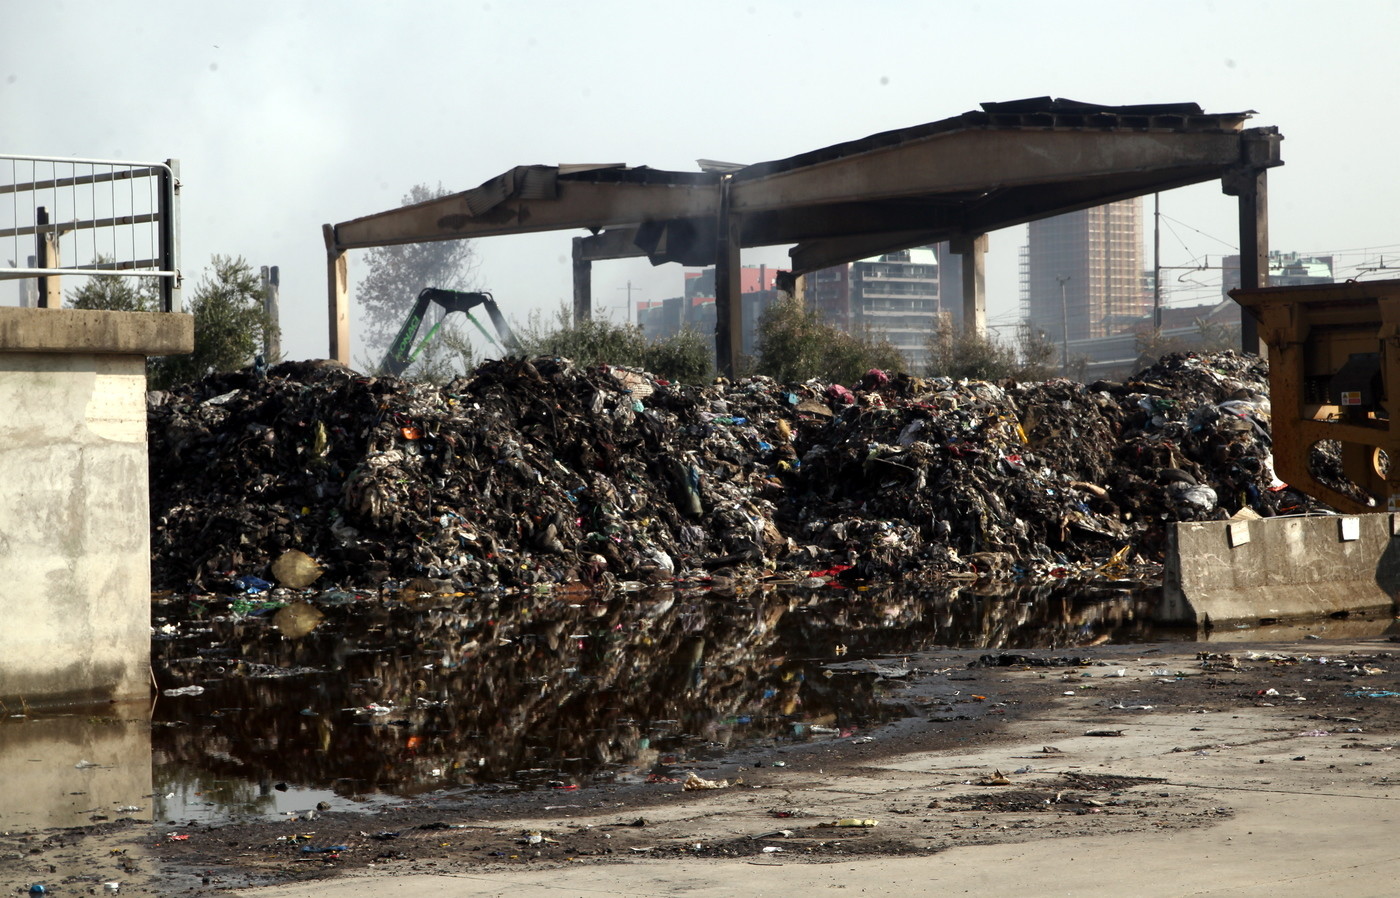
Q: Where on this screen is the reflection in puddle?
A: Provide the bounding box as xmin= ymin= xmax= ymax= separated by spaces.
xmin=11 ymin=578 xmax=1374 ymax=829
xmin=0 ymin=701 xmax=153 ymax=831
xmin=140 ymin=580 xmax=1164 ymax=822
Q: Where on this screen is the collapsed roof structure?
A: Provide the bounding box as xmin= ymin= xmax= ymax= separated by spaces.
xmin=324 ymin=98 xmax=1281 ymax=375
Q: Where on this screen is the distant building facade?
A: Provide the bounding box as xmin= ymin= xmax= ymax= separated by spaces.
xmin=808 ymin=246 xmax=942 ymax=370
xmin=1061 ymin=250 xmax=1336 ymax=381
xmin=637 ymin=264 xmax=781 ymax=361
xmin=1021 ymin=199 xmax=1148 ymax=347
xmin=1221 ymin=251 xmax=1335 ymax=296
xmin=641 ymin=251 xmax=943 ymax=372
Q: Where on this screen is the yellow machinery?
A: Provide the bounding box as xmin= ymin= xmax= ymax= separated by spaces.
xmin=1232 ymin=279 xmax=1400 ymax=514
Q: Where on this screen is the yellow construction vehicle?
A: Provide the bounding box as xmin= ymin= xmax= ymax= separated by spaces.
xmin=1232 ymin=278 xmax=1400 ymax=514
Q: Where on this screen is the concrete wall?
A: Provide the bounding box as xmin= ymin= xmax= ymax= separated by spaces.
xmin=0 ymin=308 xmax=192 ymax=708
xmin=1162 ymin=514 xmax=1400 ymax=626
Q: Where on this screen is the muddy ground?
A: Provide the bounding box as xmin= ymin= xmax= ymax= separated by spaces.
xmin=6 ymin=636 xmax=1400 ymax=896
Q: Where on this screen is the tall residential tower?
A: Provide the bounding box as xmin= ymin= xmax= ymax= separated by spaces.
xmin=1021 ymin=199 xmax=1147 ymax=348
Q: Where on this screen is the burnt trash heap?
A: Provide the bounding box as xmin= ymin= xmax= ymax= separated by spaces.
xmin=147 ymin=351 xmax=1325 ymax=593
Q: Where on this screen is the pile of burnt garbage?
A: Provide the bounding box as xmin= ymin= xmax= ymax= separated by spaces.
xmin=147 ymin=350 xmax=1328 ymax=593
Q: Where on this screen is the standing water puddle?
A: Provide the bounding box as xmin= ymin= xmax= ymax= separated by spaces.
xmin=2 ymin=579 xmax=1387 ymax=830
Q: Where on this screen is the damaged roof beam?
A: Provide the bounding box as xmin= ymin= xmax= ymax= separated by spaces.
xmin=332 ymin=180 xmax=719 ymax=251
xmin=730 ymin=130 xmax=1263 ymax=216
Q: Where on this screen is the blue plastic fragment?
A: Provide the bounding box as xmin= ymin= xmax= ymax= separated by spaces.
xmin=234 ymin=575 xmax=273 ymax=593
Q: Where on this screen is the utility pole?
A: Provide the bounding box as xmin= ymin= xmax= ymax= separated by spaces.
xmin=1057 ymin=274 xmax=1072 ymax=376
xmin=1153 ymin=193 xmax=1162 ymax=337
xmin=617 ymin=280 xmax=640 ymax=324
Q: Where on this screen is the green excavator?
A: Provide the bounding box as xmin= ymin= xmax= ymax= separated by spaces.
xmin=379 ymin=287 xmax=518 ymax=376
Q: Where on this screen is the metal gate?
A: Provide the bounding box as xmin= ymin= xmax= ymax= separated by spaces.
xmin=0 ymin=154 xmax=180 ymax=312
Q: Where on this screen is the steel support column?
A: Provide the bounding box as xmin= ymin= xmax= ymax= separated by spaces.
xmin=159 ymin=159 xmax=181 ymax=313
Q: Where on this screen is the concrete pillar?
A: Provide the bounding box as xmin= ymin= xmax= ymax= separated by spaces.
xmin=572 ymin=236 xmax=592 ymax=325
xmin=22 ymin=255 xmax=37 ymax=308
xmin=0 ymin=308 xmax=193 ymax=708
xmin=323 ymin=224 xmax=350 ymax=365
xmin=1223 ymin=167 xmax=1269 ymax=355
xmin=950 ymin=234 xmax=988 ymax=336
xmin=261 ymin=265 xmax=281 ymax=362
xmin=714 ymin=175 xmax=742 ymax=378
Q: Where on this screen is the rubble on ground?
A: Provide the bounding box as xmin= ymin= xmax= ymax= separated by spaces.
xmin=146 ymin=351 xmax=1328 ymax=592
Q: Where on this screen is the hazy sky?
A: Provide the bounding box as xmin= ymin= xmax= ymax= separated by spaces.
xmin=4 ymin=0 xmax=1399 ymax=362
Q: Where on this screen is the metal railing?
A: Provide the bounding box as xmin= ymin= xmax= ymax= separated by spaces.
xmin=0 ymin=154 xmax=181 ymax=312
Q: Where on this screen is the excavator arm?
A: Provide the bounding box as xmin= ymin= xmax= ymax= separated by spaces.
xmin=379 ymin=288 xmax=518 ymax=377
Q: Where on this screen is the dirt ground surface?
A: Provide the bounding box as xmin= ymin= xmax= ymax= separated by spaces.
xmin=8 ymin=637 xmax=1400 ymax=896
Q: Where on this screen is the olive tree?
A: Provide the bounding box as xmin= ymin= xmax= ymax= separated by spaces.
xmin=65 ymin=257 xmax=159 ymax=312
xmin=148 ymin=255 xmax=278 ymax=389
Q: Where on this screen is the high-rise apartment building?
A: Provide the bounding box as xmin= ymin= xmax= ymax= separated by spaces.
xmin=1021 ymin=199 xmax=1147 ymax=347
xmin=642 ymin=252 xmax=941 ymax=372
xmin=808 ymin=247 xmax=942 ymax=370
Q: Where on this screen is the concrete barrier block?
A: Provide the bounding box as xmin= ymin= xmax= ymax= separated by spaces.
xmin=1162 ymin=514 xmax=1400 ymax=626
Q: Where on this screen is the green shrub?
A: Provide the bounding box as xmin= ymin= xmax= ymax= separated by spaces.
xmin=514 ymin=306 xmax=714 ymax=384
xmin=925 ymin=323 xmax=1057 ymax=382
xmin=754 ymin=295 xmax=906 ymax=385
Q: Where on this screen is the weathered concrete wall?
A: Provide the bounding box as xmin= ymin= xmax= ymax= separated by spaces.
xmin=1162 ymin=514 xmax=1400 ymax=626
xmin=0 ymin=306 xmax=193 ymax=355
xmin=0 ymin=307 xmax=192 ymax=708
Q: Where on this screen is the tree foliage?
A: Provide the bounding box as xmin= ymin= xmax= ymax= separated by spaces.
xmin=513 ymin=305 xmax=713 ymax=383
xmin=924 ymin=322 xmax=1057 ymax=382
xmin=640 ymin=327 xmax=712 ymax=384
xmin=65 ymin=258 xmax=159 ymax=311
xmin=753 ymin=294 xmax=906 ymax=385
xmin=357 ymin=184 xmax=478 ymax=356
xmin=148 ymin=255 xmax=278 ymax=389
